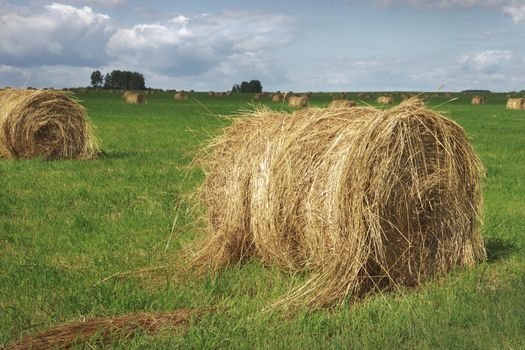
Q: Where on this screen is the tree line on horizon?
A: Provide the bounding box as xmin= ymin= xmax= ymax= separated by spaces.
xmin=91 ymin=70 xmax=145 ymax=90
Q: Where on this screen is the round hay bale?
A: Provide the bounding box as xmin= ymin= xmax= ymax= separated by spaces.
xmin=189 ymin=100 xmax=486 ymax=308
xmin=471 ymin=96 xmax=486 ymax=105
xmin=288 ymin=96 xmax=309 ymax=108
xmin=125 ymin=93 xmax=146 ymax=104
xmin=0 ymin=89 xmax=99 ymax=160
xmin=272 ymin=94 xmax=284 ymax=103
xmin=506 ymin=98 xmax=525 ymax=110
xmin=174 ymin=92 xmax=189 ymax=101
xmin=254 ymin=93 xmax=266 ymax=100
xmin=377 ymin=95 xmax=394 ymax=104
xmin=122 ymin=91 xmax=131 ymax=100
xmin=328 ymin=99 xmax=358 ymax=108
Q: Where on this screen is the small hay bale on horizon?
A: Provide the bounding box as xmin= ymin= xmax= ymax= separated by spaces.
xmin=377 ymin=95 xmax=394 ymax=104
xmin=174 ymin=92 xmax=189 ymax=101
xmin=328 ymin=99 xmax=358 ymax=108
xmin=506 ymin=98 xmax=525 ymax=110
xmin=187 ymin=100 xmax=486 ymax=308
xmin=272 ymin=94 xmax=284 ymax=103
xmin=288 ymin=96 xmax=309 ymax=108
xmin=471 ymin=96 xmax=486 ymax=105
xmin=125 ymin=93 xmax=146 ymax=104
xmin=0 ymin=89 xmax=99 ymax=160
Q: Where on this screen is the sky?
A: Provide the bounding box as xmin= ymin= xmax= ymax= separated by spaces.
xmin=1 ymin=0 xmax=524 ymax=91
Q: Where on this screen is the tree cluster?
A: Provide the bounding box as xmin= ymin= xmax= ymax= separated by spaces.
xmin=231 ymin=80 xmax=263 ymax=93
xmin=90 ymin=70 xmax=146 ymax=90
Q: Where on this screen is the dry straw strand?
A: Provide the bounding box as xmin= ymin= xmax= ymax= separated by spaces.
xmin=188 ymin=99 xmax=486 ymax=308
xmin=0 ymin=89 xmax=99 ymax=160
xmin=4 ymin=310 xmax=201 ymax=350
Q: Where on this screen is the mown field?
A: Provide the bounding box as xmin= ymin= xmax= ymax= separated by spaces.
xmin=1 ymin=91 xmax=524 ymax=349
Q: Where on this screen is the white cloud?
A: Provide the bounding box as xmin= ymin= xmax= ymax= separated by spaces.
xmin=503 ymin=5 xmax=525 ymax=23
xmin=473 ymin=50 xmax=512 ymax=72
xmin=106 ymin=11 xmax=297 ymax=82
xmin=355 ymin=0 xmax=525 ymax=24
xmin=0 ymin=2 xmax=114 ymax=66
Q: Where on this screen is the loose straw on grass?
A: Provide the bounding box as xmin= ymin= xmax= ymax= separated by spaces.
xmin=4 ymin=309 xmax=203 ymax=350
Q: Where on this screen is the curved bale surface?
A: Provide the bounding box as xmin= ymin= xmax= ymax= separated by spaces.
xmin=0 ymin=89 xmax=98 ymax=160
xmin=189 ymin=100 xmax=486 ymax=308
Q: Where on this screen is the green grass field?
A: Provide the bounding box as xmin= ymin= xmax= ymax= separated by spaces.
xmin=1 ymin=91 xmax=524 ymax=349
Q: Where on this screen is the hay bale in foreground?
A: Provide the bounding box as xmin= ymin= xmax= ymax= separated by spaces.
xmin=288 ymin=96 xmax=309 ymax=108
xmin=328 ymin=99 xmax=358 ymax=108
xmin=174 ymin=92 xmax=189 ymax=101
xmin=506 ymin=98 xmax=525 ymax=110
xmin=125 ymin=93 xmax=146 ymax=104
xmin=471 ymin=96 xmax=486 ymax=105
xmin=0 ymin=89 xmax=98 ymax=160
xmin=189 ymin=100 xmax=486 ymax=308
xmin=377 ymin=95 xmax=393 ymax=104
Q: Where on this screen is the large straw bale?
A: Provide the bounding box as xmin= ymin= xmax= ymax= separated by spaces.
xmin=288 ymin=96 xmax=309 ymax=108
xmin=0 ymin=89 xmax=98 ymax=160
xmin=506 ymin=98 xmax=525 ymax=110
xmin=188 ymin=100 xmax=486 ymax=308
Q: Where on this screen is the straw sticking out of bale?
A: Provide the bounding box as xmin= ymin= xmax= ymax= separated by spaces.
xmin=125 ymin=93 xmax=146 ymax=104
xmin=471 ymin=96 xmax=486 ymax=105
xmin=377 ymin=95 xmax=393 ymax=104
xmin=0 ymin=89 xmax=98 ymax=160
xmin=328 ymin=99 xmax=358 ymax=108
xmin=506 ymin=98 xmax=525 ymax=110
xmin=188 ymin=100 xmax=486 ymax=308
xmin=288 ymin=96 xmax=309 ymax=108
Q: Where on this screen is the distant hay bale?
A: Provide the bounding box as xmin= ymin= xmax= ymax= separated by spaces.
xmin=188 ymin=100 xmax=486 ymax=308
xmin=328 ymin=99 xmax=358 ymax=108
xmin=471 ymin=96 xmax=486 ymax=105
xmin=272 ymin=94 xmax=284 ymax=103
xmin=506 ymin=98 xmax=525 ymax=110
xmin=288 ymin=96 xmax=309 ymax=108
xmin=125 ymin=93 xmax=146 ymax=104
xmin=208 ymin=92 xmax=215 ymax=96
xmin=122 ymin=91 xmax=131 ymax=100
xmin=254 ymin=93 xmax=266 ymax=100
xmin=377 ymin=96 xmax=394 ymax=104
xmin=174 ymin=92 xmax=189 ymax=101
xmin=0 ymin=89 xmax=99 ymax=160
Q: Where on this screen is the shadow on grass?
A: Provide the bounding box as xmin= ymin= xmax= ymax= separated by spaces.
xmin=485 ymin=237 xmax=518 ymax=262
xmin=99 ymin=150 xmax=139 ymax=159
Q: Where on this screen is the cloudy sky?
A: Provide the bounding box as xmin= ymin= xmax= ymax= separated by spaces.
xmin=1 ymin=0 xmax=524 ymax=91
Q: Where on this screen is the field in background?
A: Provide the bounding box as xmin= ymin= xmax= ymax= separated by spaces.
xmin=1 ymin=91 xmax=524 ymax=348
